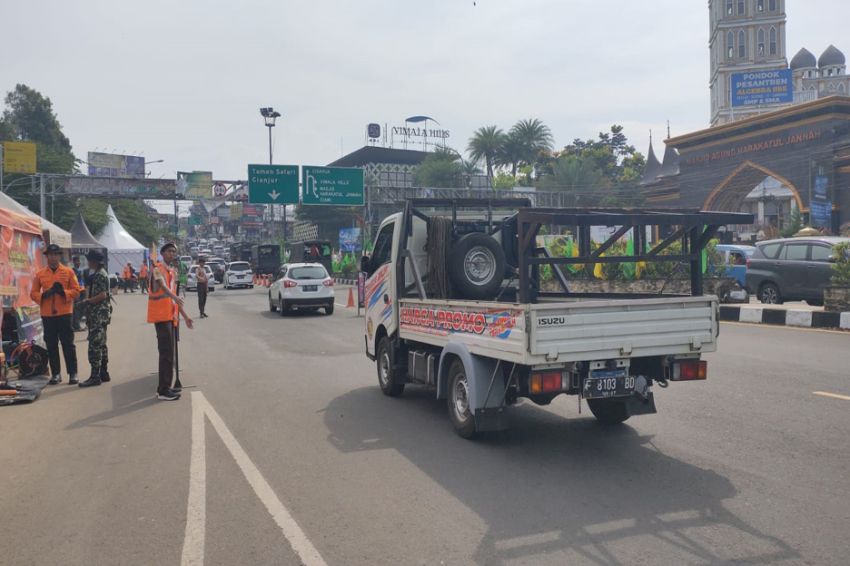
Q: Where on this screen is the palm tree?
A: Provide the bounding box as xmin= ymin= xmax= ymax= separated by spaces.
xmin=496 ymin=131 xmax=526 ymax=177
xmin=510 ymin=118 xmax=554 ymax=173
xmin=467 ymin=126 xmax=504 ymax=182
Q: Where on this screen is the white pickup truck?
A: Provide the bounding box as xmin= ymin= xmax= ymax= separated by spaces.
xmin=362 ymin=199 xmax=751 ymax=438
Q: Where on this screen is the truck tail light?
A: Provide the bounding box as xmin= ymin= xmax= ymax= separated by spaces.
xmin=283 ymin=279 xmax=297 ymax=288
xmin=672 ymin=360 xmax=707 ymax=381
xmin=530 ymin=371 xmax=564 ymax=394
xmin=323 ymin=278 xmax=334 ymax=287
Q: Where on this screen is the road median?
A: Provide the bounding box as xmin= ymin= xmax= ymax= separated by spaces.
xmin=720 ymin=305 xmax=850 ymax=330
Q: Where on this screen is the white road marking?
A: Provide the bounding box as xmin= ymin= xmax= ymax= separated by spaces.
xmin=181 ymin=392 xmax=207 ymax=566
xmin=813 ymin=391 xmax=850 ymax=401
xmin=335 ymin=302 xmax=348 ymax=307
xmin=191 ymin=391 xmax=328 ymax=566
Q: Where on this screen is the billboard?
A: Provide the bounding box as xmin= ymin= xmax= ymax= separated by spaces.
xmin=177 ymin=171 xmax=214 ymax=199
xmin=339 ymin=227 xmax=362 ymax=252
xmin=63 ymin=176 xmax=176 ymax=198
xmin=87 ymin=152 xmax=145 ymax=178
xmin=2 ymin=141 xmax=37 ymax=174
xmin=731 ymin=69 xmax=793 ymax=107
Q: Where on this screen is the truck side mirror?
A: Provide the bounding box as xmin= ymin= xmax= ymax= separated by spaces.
xmin=360 ymin=255 xmax=371 ymax=274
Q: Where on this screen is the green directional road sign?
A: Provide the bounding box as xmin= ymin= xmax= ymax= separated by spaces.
xmin=302 ymin=166 xmax=364 ymax=206
xmin=248 ymin=164 xmax=299 ymax=204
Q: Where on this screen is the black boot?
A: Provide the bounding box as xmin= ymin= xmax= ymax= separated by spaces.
xmin=68 ymin=373 xmax=79 ymax=385
xmin=79 ymin=374 xmax=101 ymax=387
xmin=48 ymin=374 xmax=61 ymax=385
xmin=100 ymin=361 xmax=111 ymax=382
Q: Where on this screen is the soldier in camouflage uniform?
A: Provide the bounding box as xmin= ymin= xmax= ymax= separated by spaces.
xmin=79 ymin=250 xmax=112 ymax=388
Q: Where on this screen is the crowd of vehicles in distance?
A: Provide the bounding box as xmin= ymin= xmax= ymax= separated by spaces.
xmin=268 ymin=263 xmax=335 ymax=315
xmin=186 ymin=264 xmax=216 ymax=292
xmin=288 ymin=240 xmax=333 ymax=275
xmin=224 ymin=261 xmax=254 ymax=289
xmin=361 ymin=199 xmax=752 ymax=438
xmin=746 ymin=236 xmax=849 ymax=305
xmin=230 ymin=242 xmax=253 ymax=264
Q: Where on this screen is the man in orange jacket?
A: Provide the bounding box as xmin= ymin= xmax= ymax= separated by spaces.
xmin=31 ymin=244 xmax=82 ymax=384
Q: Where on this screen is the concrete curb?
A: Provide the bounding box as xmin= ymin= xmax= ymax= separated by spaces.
xmin=720 ymin=306 xmax=850 ymax=330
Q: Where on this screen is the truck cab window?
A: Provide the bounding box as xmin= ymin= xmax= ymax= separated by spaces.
xmin=370 ymin=224 xmax=395 ymax=274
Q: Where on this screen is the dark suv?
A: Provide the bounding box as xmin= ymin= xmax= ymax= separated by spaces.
xmin=746 ymin=237 xmax=849 ymax=305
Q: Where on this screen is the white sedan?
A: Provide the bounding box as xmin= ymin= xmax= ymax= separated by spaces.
xmin=186 ymin=265 xmax=216 ymax=292
xmin=224 ymin=261 xmax=254 ymax=289
xmin=268 ymin=263 xmax=335 ymax=316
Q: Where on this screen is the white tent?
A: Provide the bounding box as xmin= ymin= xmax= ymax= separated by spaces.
xmin=96 ymin=205 xmax=147 ymax=274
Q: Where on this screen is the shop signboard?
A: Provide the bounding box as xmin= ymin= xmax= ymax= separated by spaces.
xmin=302 ymin=166 xmax=364 ymax=206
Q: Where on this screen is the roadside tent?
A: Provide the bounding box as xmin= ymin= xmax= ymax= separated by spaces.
xmin=70 ymin=212 xmax=108 ymax=263
xmin=96 ymin=205 xmax=146 ymax=274
xmin=0 ymin=192 xmax=72 ymax=249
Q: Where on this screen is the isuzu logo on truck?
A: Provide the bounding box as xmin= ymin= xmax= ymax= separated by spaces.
xmin=538 ymin=316 xmax=566 ymax=327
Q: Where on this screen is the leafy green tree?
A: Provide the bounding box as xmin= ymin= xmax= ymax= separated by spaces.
xmin=539 ymin=154 xmax=610 ymax=206
xmin=0 ymin=84 xmax=164 ymax=244
xmin=781 ymin=207 xmax=803 ymax=238
xmin=413 ymin=150 xmax=463 ymax=188
xmin=467 ymin=125 xmax=504 ymax=181
xmin=553 ymin=125 xmax=646 ymax=206
xmin=492 ymin=174 xmax=516 ymax=191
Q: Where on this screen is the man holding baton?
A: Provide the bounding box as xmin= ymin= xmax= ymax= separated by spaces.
xmin=147 ymin=242 xmax=193 ymax=401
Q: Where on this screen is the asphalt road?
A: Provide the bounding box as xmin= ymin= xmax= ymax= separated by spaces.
xmin=1 ymin=287 xmax=848 ymax=566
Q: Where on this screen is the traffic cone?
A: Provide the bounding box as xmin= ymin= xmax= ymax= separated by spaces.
xmin=346 ymin=287 xmax=355 ymax=308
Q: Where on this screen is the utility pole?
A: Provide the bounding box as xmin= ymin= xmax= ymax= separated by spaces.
xmin=260 ymin=107 xmax=284 ymax=243
xmin=39 ymin=174 xmax=46 ymax=218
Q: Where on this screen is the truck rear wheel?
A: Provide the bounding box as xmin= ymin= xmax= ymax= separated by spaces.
xmin=448 ymin=233 xmax=506 ymax=301
xmin=447 ymin=360 xmax=477 ymax=439
xmin=587 ymin=398 xmax=630 ymax=425
xmin=376 ymin=337 xmax=404 ymax=397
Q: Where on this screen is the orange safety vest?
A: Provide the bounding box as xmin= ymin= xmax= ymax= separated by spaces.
xmin=147 ymin=262 xmax=178 ymax=325
xmin=139 ymin=264 xmax=149 ymax=279
xmin=123 ymin=265 xmax=132 ymax=280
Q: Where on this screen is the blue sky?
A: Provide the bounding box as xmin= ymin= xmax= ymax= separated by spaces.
xmin=1 ymin=0 xmax=847 ymax=179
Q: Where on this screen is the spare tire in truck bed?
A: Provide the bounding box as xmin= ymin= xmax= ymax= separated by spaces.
xmin=448 ymin=232 xmax=506 ymax=301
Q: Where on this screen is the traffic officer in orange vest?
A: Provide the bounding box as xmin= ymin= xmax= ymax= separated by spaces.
xmin=122 ymin=262 xmax=134 ymax=293
xmin=31 ymin=243 xmax=82 ymax=384
xmin=139 ymin=261 xmax=149 ymax=294
xmin=148 ymin=242 xmax=193 ymax=401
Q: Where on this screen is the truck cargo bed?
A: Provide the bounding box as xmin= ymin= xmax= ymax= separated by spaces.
xmin=399 ymin=296 xmax=718 ymax=366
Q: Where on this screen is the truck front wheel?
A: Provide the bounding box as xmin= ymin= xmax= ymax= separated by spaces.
xmin=376 ymin=337 xmax=404 ymax=397
xmin=447 ymin=360 xmax=477 ymax=439
xmin=587 ymin=398 xmax=630 ymax=425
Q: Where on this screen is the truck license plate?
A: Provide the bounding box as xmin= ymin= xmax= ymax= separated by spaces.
xmin=583 ymin=370 xmax=635 ymax=399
